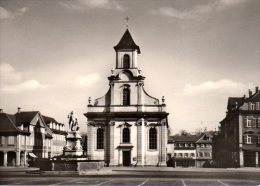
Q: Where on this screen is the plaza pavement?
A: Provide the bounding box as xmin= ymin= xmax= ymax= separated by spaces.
xmin=0 ymin=167 xmax=260 ymax=185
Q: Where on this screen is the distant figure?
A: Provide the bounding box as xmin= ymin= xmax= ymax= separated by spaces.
xmin=68 ymin=111 xmax=79 ymax=131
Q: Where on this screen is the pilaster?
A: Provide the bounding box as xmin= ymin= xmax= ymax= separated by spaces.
xmin=109 ymin=121 xmax=115 ymax=166
xmin=3 ymin=152 xmax=7 ymax=167
xmin=16 ymin=151 xmax=20 ymax=166
xmin=239 ymin=149 xmax=244 ymax=167
xmin=24 ymin=151 xmax=28 ymax=166
xmin=137 ymin=82 xmax=144 ymax=112
xmin=256 ymin=152 xmax=259 ymax=167
xmin=160 ymin=120 xmax=167 ymax=166
xmin=110 ymin=82 xmax=114 ymax=112
xmin=87 ymin=123 xmax=93 ymax=159
xmin=136 ymin=118 xmax=145 ymax=166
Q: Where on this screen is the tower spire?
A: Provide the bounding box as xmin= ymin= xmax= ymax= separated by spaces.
xmin=125 ymin=16 xmax=129 ymax=28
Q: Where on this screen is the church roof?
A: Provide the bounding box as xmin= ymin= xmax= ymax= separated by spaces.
xmin=114 ymin=29 xmax=141 ymax=54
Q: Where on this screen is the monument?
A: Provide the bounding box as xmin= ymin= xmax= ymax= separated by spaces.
xmin=63 ymin=111 xmax=83 ymax=157
xmin=36 ymin=111 xmax=104 ymax=172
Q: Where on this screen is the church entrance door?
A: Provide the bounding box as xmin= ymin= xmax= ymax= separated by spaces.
xmin=122 ymin=151 xmax=131 ymax=166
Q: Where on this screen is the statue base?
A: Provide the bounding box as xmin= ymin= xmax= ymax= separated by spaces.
xmin=63 ymin=131 xmax=83 ymax=156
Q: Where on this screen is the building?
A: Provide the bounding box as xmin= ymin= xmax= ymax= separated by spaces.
xmin=214 ymin=87 xmax=260 ymax=167
xmin=0 ymin=109 xmax=66 ymax=166
xmin=195 ymin=133 xmax=213 ymax=167
xmin=43 ymin=116 xmax=67 ymax=157
xmin=167 ymin=133 xmax=213 ymax=168
xmin=85 ymin=29 xmax=169 ymax=167
xmin=168 ymin=135 xmax=199 ymax=167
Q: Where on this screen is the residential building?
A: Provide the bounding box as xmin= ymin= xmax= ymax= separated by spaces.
xmin=43 ymin=116 xmax=67 ymax=157
xmin=167 ymin=133 xmax=213 ymax=168
xmin=213 ymin=87 xmax=260 ymax=167
xmin=195 ymin=133 xmax=213 ymax=167
xmin=85 ymin=29 xmax=169 ymax=166
xmin=0 ymin=109 xmax=66 ymax=166
xmin=168 ymin=135 xmax=199 ymax=167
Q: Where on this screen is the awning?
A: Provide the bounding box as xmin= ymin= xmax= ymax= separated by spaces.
xmin=29 ymin=153 xmax=37 ymax=158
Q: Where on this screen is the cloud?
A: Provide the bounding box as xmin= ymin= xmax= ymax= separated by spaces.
xmin=1 ymin=80 xmax=47 ymax=93
xmin=0 ymin=63 xmax=47 ymax=93
xmin=75 ymin=73 xmax=101 ymax=88
xmin=0 ymin=6 xmax=28 ymax=19
xmin=151 ymin=0 xmax=247 ymax=19
xmin=61 ymin=0 xmax=123 ymax=11
xmin=0 ymin=63 xmax=22 ymax=84
xmin=178 ymin=79 xmax=249 ymax=96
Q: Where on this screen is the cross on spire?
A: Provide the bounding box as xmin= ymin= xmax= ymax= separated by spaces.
xmin=125 ymin=16 xmax=129 ymax=28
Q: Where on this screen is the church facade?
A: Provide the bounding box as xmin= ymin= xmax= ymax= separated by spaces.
xmin=84 ymin=29 xmax=169 ymax=166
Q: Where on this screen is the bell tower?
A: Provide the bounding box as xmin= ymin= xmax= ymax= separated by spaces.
xmin=114 ymin=29 xmax=141 ymax=69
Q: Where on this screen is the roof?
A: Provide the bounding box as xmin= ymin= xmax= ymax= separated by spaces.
xmin=14 ymin=111 xmax=38 ymax=126
xmin=169 ymin=135 xmax=201 ymax=142
xmin=114 ymin=29 xmax=141 ymax=54
xmin=196 ymin=133 xmax=213 ymax=143
xmin=42 ymin=115 xmax=58 ymax=124
xmin=227 ymin=97 xmax=244 ymax=110
xmin=0 ymin=113 xmax=29 ymax=135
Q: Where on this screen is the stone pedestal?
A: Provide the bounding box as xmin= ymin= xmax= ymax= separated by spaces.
xmin=63 ymin=131 xmax=83 ymax=156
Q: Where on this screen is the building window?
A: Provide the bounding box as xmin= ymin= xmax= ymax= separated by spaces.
xmin=122 ymin=128 xmax=130 ymax=143
xmin=256 ymin=102 xmax=260 ymax=110
xmin=149 ymin=128 xmax=157 ymax=150
xmin=245 ymin=135 xmax=252 ymax=144
xmin=247 ymin=119 xmax=252 ymax=127
xmin=185 ymin=143 xmax=188 ymax=147
xmin=96 ymin=128 xmax=104 ymax=149
xmin=190 ymin=153 xmax=195 ymax=157
xmin=199 ymin=152 xmax=203 ymax=157
xmin=123 ymin=88 xmax=130 ymax=105
xmin=8 ymin=136 xmax=15 ymax=145
xmin=179 ymin=153 xmax=183 ymax=157
xmin=123 ymin=54 xmax=130 ymax=68
xmin=0 ymin=136 xmax=4 ymax=145
xmin=184 ymin=153 xmax=188 ymax=158
xmin=249 ymin=103 xmax=255 ymax=110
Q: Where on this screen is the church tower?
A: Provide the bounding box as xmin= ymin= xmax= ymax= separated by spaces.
xmin=85 ymin=29 xmax=169 ymax=167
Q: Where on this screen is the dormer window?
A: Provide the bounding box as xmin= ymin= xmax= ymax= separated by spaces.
xmin=250 ymin=103 xmax=255 ymax=110
xmin=123 ymin=54 xmax=130 ymax=69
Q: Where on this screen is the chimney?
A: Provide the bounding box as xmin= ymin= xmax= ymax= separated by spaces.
xmin=256 ymin=86 xmax=259 ymax=93
xmin=17 ymin=107 xmax=21 ymax=113
xmin=0 ymin=109 xmax=3 ymax=113
xmin=248 ymin=89 xmax=252 ymax=97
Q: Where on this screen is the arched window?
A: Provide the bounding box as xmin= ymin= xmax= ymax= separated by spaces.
xmin=97 ymin=128 xmax=104 ymax=149
xmin=123 ymin=88 xmax=130 ymax=105
xmin=122 ymin=128 xmax=130 ymax=143
xmin=123 ymin=54 xmax=130 ymax=68
xmin=149 ymin=128 xmax=157 ymax=149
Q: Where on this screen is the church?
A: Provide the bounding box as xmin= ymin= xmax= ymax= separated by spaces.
xmin=84 ymin=29 xmax=169 ymax=167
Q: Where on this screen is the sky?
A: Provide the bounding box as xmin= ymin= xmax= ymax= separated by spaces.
xmin=0 ymin=0 xmax=259 ymax=134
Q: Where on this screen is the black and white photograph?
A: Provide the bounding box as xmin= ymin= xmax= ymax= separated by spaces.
xmin=0 ymin=0 xmax=259 ymax=185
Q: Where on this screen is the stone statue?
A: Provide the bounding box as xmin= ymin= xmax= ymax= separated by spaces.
xmin=68 ymin=111 xmax=79 ymax=131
